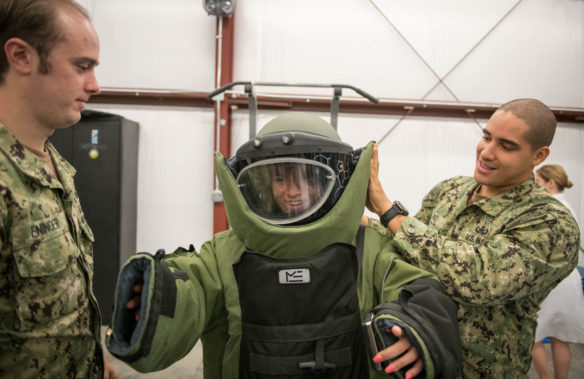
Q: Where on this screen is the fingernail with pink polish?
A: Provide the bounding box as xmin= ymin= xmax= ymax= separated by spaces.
xmin=372 ymin=354 xmax=383 ymax=363
xmin=406 ymin=374 xmax=413 ymax=379
xmin=385 ymin=364 xmax=395 ymax=374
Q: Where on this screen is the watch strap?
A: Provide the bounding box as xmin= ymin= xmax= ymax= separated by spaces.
xmin=380 ymin=201 xmax=408 ymax=228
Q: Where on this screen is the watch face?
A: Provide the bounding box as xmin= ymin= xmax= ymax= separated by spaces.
xmin=394 ymin=201 xmax=408 ymax=215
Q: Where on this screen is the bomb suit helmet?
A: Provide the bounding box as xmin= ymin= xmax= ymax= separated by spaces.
xmin=227 ymin=113 xmax=361 ymax=225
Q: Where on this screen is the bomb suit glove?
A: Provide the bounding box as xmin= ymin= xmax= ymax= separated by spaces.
xmin=106 ymin=249 xmax=198 ymax=372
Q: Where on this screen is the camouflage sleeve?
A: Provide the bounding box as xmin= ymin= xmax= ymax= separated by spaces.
xmin=392 ymin=210 xmax=580 ymax=305
xmin=363 ymin=217 xmax=437 ymax=304
xmin=412 ymin=180 xmax=446 ymax=225
xmin=0 ymin=185 xmax=6 ymax=250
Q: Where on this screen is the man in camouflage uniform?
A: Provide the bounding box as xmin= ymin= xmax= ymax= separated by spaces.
xmin=0 ymin=1 xmax=117 ymax=377
xmin=364 ymin=98 xmax=581 ymax=377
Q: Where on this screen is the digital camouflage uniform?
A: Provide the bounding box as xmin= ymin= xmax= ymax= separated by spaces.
xmin=0 ymin=125 xmax=103 ymax=378
xmin=392 ymin=175 xmax=581 ymax=378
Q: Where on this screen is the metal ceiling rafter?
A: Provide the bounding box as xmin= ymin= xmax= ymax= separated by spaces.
xmin=367 ymin=0 xmax=459 ymax=101
xmin=421 ymin=0 xmax=523 ymax=101
xmin=419 ymin=0 xmax=523 ymax=131
xmin=368 ymin=0 xmax=523 ymax=137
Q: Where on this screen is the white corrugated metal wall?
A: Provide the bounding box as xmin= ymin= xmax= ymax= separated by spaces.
xmin=78 ymin=0 xmax=583 ymax=252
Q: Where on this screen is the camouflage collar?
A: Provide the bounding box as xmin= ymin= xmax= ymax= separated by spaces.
xmin=468 ymin=175 xmax=541 ymax=217
xmin=0 ymin=125 xmax=73 ymax=189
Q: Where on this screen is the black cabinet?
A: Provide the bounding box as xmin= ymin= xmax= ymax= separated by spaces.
xmin=50 ymin=110 xmax=139 ymax=324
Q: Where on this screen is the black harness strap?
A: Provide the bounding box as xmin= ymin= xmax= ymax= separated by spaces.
xmin=250 ymin=347 xmax=353 ymax=375
xmin=242 ymin=313 xmax=361 ymax=342
xmin=356 ymin=224 xmax=365 ymax=272
xmin=309 ymin=226 xmax=366 ymax=373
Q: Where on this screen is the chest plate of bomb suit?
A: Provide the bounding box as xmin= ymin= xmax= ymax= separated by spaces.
xmin=233 ymin=242 xmax=369 ymax=378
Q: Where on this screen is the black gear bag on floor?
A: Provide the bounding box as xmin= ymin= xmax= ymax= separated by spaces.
xmin=233 ymin=228 xmax=368 ymax=378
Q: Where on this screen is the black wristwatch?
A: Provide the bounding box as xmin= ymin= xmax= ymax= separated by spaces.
xmin=380 ymin=201 xmax=409 ymax=228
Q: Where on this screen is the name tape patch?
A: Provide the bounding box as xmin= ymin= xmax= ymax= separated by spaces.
xmin=30 ymin=217 xmax=60 ymax=238
xmin=278 ymin=268 xmax=310 ymax=284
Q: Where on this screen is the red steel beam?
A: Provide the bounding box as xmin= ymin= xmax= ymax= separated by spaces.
xmin=227 ymin=95 xmax=584 ymax=123
xmin=212 ymin=15 xmax=235 ymax=234
xmin=89 ymin=91 xmax=584 ymax=123
xmin=90 ymin=90 xmax=212 ymax=107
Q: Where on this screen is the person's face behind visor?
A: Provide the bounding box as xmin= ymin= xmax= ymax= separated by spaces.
xmin=271 ymin=162 xmax=320 ymax=214
xmin=236 ymin=157 xmax=336 ymax=225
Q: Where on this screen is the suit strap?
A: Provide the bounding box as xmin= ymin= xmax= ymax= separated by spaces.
xmin=356 ymin=225 xmax=365 ymax=272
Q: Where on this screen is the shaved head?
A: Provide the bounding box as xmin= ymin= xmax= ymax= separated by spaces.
xmin=498 ymin=98 xmax=556 ymax=151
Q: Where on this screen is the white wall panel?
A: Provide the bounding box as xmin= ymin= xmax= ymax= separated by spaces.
xmin=80 ymin=0 xmax=217 ymax=90
xmin=77 ymin=0 xmax=584 ymax=105
xmin=233 ymin=0 xmax=439 ymax=98
xmin=234 ymin=0 xmax=584 ymax=107
xmin=371 ymin=0 xmax=515 ymax=79
xmin=85 ymin=104 xmax=215 ymax=253
xmin=446 ymin=0 xmax=584 ymax=107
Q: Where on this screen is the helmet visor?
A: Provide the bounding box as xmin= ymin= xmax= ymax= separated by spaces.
xmin=236 ymin=157 xmax=336 ymax=225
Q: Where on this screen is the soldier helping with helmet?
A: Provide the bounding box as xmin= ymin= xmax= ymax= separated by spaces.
xmin=105 ymin=113 xmax=462 ymax=378
xmin=364 ymin=99 xmax=581 ymax=377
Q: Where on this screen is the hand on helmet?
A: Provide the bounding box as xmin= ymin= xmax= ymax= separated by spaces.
xmin=366 ymin=144 xmax=391 ymax=216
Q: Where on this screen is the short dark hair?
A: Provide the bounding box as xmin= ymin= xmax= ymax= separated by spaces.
xmin=0 ymin=0 xmax=90 ymax=84
xmin=498 ymin=98 xmax=556 ymax=151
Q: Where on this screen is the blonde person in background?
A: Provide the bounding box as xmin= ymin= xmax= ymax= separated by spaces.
xmin=532 ymin=164 xmax=584 ymax=379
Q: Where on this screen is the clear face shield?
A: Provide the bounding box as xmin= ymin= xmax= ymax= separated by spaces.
xmin=236 ymin=157 xmax=336 ymax=225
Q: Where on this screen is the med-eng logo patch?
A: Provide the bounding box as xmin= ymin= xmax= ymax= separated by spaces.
xmin=278 ymin=268 xmax=311 ymax=284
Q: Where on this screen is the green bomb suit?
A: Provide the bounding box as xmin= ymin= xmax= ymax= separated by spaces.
xmin=106 ymin=142 xmax=461 ymax=378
